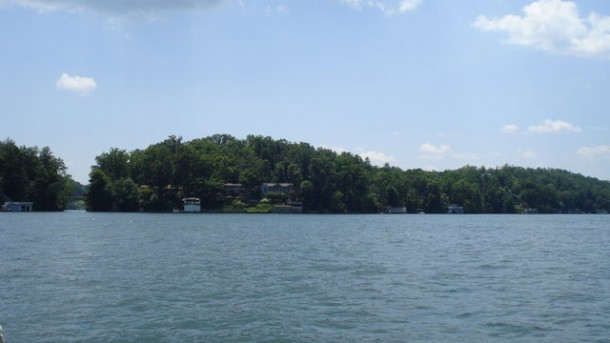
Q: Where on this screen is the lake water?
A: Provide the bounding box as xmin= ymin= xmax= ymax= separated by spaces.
xmin=1 ymin=212 xmax=609 ymax=342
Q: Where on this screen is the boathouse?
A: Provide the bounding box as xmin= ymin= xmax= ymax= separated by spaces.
xmin=2 ymin=201 xmax=34 ymax=212
xmin=447 ymin=204 xmax=464 ymax=214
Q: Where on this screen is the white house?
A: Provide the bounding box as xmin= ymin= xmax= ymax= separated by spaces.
xmin=2 ymin=202 xmax=34 ymax=212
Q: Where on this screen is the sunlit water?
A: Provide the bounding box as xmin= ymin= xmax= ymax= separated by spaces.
xmin=1 ymin=212 xmax=609 ymax=342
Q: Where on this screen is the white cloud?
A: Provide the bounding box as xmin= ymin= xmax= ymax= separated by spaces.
xmin=359 ymin=151 xmax=395 ymax=166
xmin=418 ymin=143 xmax=452 ymax=160
xmin=527 ymin=119 xmax=581 ymax=134
xmin=473 ymin=0 xmax=610 ymax=58
xmin=417 ymin=143 xmax=501 ymax=164
xmin=338 ymin=0 xmax=422 ymax=16
xmin=340 ymin=0 xmax=362 ymax=8
xmin=578 ymin=145 xmax=610 ymax=158
xmin=419 ymin=143 xmax=451 ymax=155
xmin=5 ymin=0 xmax=225 ymax=16
xmin=56 ymin=73 xmax=97 ymax=95
xmin=5 ymin=0 xmax=63 ymax=11
xmin=398 ymin=0 xmax=422 ymax=13
xmin=10 ymin=0 xmax=422 ymax=17
xmin=502 ymin=124 xmax=519 ymax=134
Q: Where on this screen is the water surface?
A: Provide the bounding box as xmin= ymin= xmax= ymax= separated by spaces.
xmin=1 ymin=213 xmax=609 ymax=342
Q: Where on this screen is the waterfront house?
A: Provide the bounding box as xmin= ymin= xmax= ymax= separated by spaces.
xmin=2 ymin=201 xmax=34 ymax=212
xmin=261 ymin=183 xmax=294 ymax=195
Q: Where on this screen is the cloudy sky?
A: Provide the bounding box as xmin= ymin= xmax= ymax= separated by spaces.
xmin=1 ymin=0 xmax=610 ymax=183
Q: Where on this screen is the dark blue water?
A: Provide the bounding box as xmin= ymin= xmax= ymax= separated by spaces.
xmin=1 ymin=212 xmax=609 ymax=342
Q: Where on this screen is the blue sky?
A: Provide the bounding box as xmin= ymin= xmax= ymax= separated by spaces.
xmin=1 ymin=0 xmax=610 ymax=183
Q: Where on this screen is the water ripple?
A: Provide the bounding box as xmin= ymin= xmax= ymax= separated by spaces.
xmin=1 ymin=213 xmax=609 ymax=342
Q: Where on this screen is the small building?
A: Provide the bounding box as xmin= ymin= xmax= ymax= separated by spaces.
xmin=385 ymin=206 xmax=407 ymax=214
xmin=261 ymin=183 xmax=294 ymax=195
xmin=447 ymin=204 xmax=464 ymax=214
xmin=2 ymin=201 xmax=34 ymax=212
xmin=182 ymin=197 xmax=201 ymax=213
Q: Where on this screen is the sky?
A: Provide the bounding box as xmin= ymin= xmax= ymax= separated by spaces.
xmin=1 ymin=0 xmax=610 ymax=184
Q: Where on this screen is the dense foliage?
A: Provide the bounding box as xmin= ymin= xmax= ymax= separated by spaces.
xmin=0 ymin=139 xmax=72 ymax=211
xmin=85 ymin=135 xmax=610 ymax=214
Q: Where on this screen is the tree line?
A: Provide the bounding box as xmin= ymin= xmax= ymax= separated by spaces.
xmin=85 ymin=134 xmax=610 ymax=214
xmin=0 ymin=139 xmax=73 ymax=211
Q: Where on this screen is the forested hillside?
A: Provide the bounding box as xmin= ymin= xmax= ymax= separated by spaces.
xmin=0 ymin=139 xmax=72 ymax=211
xmin=85 ymin=135 xmax=610 ymax=214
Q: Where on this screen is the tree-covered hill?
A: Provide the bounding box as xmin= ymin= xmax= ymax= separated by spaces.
xmin=85 ymin=134 xmax=610 ymax=214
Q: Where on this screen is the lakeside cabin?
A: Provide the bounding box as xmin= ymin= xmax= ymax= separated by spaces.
xmin=2 ymin=201 xmax=34 ymax=212
xmin=182 ymin=197 xmax=201 ymax=213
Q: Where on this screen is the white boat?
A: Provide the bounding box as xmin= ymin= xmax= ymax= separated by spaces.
xmin=182 ymin=197 xmax=201 ymax=213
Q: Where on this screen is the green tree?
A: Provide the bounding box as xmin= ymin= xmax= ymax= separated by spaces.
xmin=86 ymin=169 xmax=114 ymax=211
xmin=424 ymin=181 xmax=444 ymax=213
xmin=82 ymin=135 xmax=610 ymax=214
xmin=31 ymin=147 xmax=69 ymax=211
xmin=300 ymin=180 xmax=315 ymax=211
xmin=114 ymin=178 xmax=141 ymax=212
xmin=95 ymin=148 xmax=130 ymax=180
xmin=0 ymin=139 xmax=69 ymax=211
